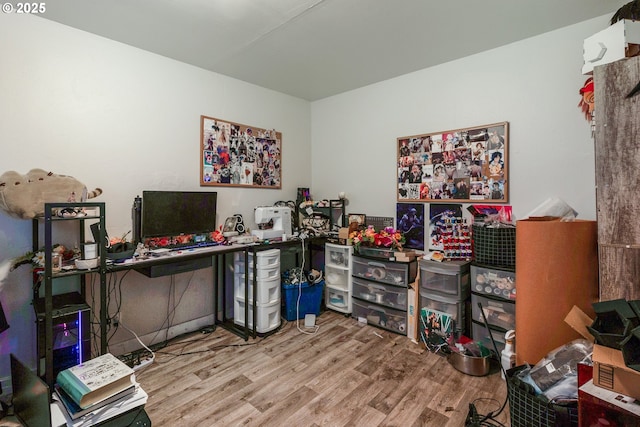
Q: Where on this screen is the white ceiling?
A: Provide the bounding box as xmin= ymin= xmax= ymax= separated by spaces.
xmin=38 ymin=0 xmax=626 ymax=101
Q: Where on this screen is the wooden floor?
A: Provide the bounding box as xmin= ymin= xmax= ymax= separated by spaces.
xmin=137 ymin=310 xmax=509 ymax=426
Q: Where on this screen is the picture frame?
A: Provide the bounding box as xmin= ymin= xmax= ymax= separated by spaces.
xmin=200 ymin=115 xmax=282 ymax=188
xmin=397 ymin=121 xmax=508 ymax=203
xmin=347 ymin=213 xmax=366 ymax=227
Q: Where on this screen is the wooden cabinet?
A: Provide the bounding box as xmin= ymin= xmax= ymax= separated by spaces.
xmin=594 ymin=54 xmax=640 ymax=301
xmin=514 ymin=218 xmax=599 ymax=366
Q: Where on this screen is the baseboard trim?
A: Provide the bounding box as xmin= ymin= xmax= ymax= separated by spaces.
xmin=109 ymin=315 xmax=215 ymax=356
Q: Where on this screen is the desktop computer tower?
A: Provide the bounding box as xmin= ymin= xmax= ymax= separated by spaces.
xmin=34 ymin=292 xmax=91 ymax=379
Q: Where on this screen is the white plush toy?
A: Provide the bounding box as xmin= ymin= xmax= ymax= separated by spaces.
xmin=0 ymin=168 xmax=102 ymax=219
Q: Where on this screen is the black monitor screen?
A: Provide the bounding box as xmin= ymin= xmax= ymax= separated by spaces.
xmin=142 ymin=191 xmax=217 ymax=238
xmin=11 ymin=354 xmax=51 ymax=427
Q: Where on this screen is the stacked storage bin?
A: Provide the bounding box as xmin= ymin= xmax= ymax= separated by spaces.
xmin=233 ymin=249 xmax=281 ymax=333
xmin=469 ymin=222 xmax=516 ymax=355
xmin=324 ymin=242 xmax=353 ymax=314
xmin=470 ymin=263 xmax=516 ymax=355
xmin=351 ymin=255 xmax=417 ymax=335
xmin=418 ymin=259 xmax=471 ymax=340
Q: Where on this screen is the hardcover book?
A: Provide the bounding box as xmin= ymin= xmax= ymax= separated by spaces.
xmin=56 ymin=353 xmax=135 ymax=409
xmin=54 ymin=383 xmax=136 ymax=420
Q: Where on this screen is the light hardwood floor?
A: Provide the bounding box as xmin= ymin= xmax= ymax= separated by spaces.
xmin=136 ymin=310 xmax=509 ymax=426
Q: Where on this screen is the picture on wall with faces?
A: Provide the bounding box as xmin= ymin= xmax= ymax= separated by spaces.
xmin=397 ymin=122 xmax=508 ymax=202
xmin=200 ymin=115 xmax=281 ymax=189
xmin=428 ymin=204 xmax=462 ymax=251
xmin=397 ymin=203 xmax=425 ymax=250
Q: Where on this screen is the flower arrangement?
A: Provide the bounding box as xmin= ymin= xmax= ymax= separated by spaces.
xmin=349 ymin=225 xmax=405 ymax=253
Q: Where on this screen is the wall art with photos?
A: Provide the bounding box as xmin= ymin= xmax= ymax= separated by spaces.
xmin=200 ymin=115 xmax=282 ymax=188
xmin=397 ymin=122 xmax=508 ymax=203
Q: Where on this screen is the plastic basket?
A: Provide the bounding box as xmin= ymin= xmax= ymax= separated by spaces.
xmin=282 ymin=280 xmax=324 ymax=321
xmin=472 ymin=224 xmax=516 ymax=268
xmin=507 ymin=366 xmax=578 ymax=427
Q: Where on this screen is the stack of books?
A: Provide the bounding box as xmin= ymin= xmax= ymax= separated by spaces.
xmin=53 ymin=353 xmax=148 ymax=426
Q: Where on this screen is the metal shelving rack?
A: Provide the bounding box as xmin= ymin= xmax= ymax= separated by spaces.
xmin=32 ymin=202 xmax=107 ymax=390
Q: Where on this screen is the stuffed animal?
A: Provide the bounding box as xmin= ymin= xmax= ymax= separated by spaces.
xmin=0 ymin=168 xmax=102 ymax=219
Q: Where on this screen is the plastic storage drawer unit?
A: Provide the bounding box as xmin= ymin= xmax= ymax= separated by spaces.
xmin=470 ymin=264 xmax=516 ymax=300
xmin=419 ymin=259 xmax=470 ymax=300
xmin=325 ymin=243 xmax=351 ymax=268
xmin=324 ymin=264 xmax=350 ymax=290
xmin=352 ymin=257 xmax=417 ymax=286
xmin=420 ymin=293 xmax=466 ymax=335
xmin=234 ymin=299 xmax=281 ymax=333
xmin=352 ymin=277 xmax=407 ymax=311
xmin=234 ymin=274 xmax=280 ymax=305
xmin=472 ymin=321 xmax=506 ymax=354
xmin=325 ymin=287 xmax=350 ymax=312
xmin=352 ymin=299 xmax=407 ymax=335
xmin=472 ymin=293 xmax=515 ymax=332
xmin=235 ymin=248 xmax=281 ymax=268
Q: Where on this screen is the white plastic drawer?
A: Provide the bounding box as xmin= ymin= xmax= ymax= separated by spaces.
xmin=471 ymin=264 xmax=516 ymax=300
xmin=471 ymin=293 xmax=515 ymax=331
xmin=325 ymin=287 xmax=351 ymax=313
xmin=325 ymin=243 xmax=351 ymax=268
xmin=420 ymin=293 xmax=466 ymax=334
xmin=234 ymin=275 xmax=280 ymax=305
xmin=234 ymin=263 xmax=280 ymax=280
xmin=234 ymin=248 xmax=280 ymax=267
xmin=352 ymin=257 xmax=411 ymax=286
xmin=324 ymin=264 xmax=349 ymax=290
xmin=472 ymin=321 xmax=506 ymax=355
xmin=352 ymin=299 xmax=407 ymax=335
xmin=352 ymin=277 xmax=407 ymax=310
xmin=234 ymin=299 xmax=281 ymax=333
xmin=419 ymin=260 xmax=470 ymax=299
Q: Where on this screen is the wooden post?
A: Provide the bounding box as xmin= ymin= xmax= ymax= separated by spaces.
xmin=594 ymin=55 xmax=640 ymax=301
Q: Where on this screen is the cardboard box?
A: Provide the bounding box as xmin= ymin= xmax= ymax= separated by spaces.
xmin=394 ymin=250 xmax=417 ymax=262
xmin=565 ymin=305 xmax=640 ymax=400
xmin=338 ymin=227 xmax=349 ymax=240
xmin=592 ymin=344 xmax=640 ymax=400
xmin=407 ymin=264 xmax=421 ymax=344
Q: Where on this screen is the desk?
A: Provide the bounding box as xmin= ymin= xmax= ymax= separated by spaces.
xmin=101 ymin=238 xmax=324 ymax=343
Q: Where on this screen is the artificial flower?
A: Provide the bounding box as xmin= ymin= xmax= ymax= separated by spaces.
xmin=349 ymin=225 xmax=405 ymax=253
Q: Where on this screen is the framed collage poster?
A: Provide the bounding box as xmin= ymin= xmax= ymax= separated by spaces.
xmin=200 ymin=115 xmax=282 ymax=188
xmin=397 ymin=122 xmax=508 ymax=203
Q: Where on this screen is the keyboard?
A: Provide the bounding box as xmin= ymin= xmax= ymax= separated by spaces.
xmin=170 ymin=241 xmax=220 ymax=251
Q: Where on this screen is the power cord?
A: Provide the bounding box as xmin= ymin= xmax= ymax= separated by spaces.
xmin=296 ymin=233 xmax=319 ymax=335
xmin=464 ymin=302 xmax=510 ymax=427
xmin=118 ymin=319 xmax=156 ymax=372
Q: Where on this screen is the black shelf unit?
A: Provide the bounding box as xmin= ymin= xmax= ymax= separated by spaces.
xmin=298 ymin=199 xmax=346 ymax=234
xmin=32 ymin=202 xmax=107 ymax=390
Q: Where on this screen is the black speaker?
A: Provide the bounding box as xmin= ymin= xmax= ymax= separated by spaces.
xmin=234 ymin=214 xmax=245 ymax=233
xmin=132 ymin=195 xmax=142 ymax=244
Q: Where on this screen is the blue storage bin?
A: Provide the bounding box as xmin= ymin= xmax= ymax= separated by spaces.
xmin=282 ymin=280 xmax=324 ymax=321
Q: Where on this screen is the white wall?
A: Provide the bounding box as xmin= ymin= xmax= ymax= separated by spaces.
xmin=0 ymin=13 xmax=311 ymax=381
xmin=311 ymin=16 xmax=605 ymax=222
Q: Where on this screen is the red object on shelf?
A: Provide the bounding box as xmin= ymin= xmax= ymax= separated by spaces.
xmin=578 ymin=363 xmax=640 ymax=427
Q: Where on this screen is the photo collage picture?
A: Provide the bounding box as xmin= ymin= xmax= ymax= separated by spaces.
xmin=397 ymin=122 xmax=508 ymax=203
xmin=200 ymin=115 xmax=282 ymax=188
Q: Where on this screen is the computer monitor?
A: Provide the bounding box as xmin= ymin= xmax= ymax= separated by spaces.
xmin=10 ymin=354 xmax=65 ymax=427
